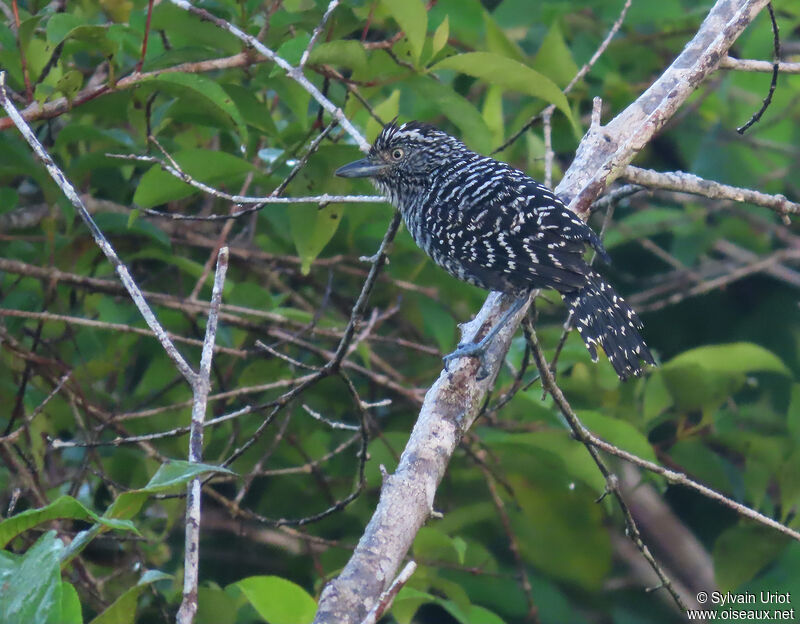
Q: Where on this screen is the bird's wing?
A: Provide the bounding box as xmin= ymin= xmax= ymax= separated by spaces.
xmin=449 ymin=179 xmax=599 ymax=292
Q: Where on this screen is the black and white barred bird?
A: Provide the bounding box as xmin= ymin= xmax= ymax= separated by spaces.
xmin=336 ymin=120 xmax=655 ymax=380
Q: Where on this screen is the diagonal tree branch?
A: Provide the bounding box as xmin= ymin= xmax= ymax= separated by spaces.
xmin=0 ymin=72 xmax=197 ymax=385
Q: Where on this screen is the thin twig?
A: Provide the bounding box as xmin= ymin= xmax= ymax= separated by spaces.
xmin=168 ymin=0 xmax=369 ymax=151
xmin=720 ymin=56 xmax=800 ymax=73
xmin=299 ymin=0 xmax=339 ymax=69
xmin=587 ymin=435 xmax=800 ymax=543
xmin=492 ymin=0 xmax=632 ymax=154
xmin=523 ymin=316 xmax=688 ymax=612
xmin=177 ymin=247 xmax=229 ymax=624
xmin=136 ymin=0 xmax=155 ymax=73
xmin=0 ymin=373 xmax=71 ymax=443
xmin=736 ymin=3 xmax=780 ymax=134
xmin=301 ymin=404 xmax=360 ymax=431
xmin=359 ymin=561 xmax=418 ymax=624
xmin=623 ymin=166 xmax=799 ymax=220
xmin=0 ymin=308 xmax=249 ymax=358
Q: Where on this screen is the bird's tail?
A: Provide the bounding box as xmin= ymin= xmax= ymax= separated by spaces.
xmin=562 ymin=271 xmax=655 ymax=380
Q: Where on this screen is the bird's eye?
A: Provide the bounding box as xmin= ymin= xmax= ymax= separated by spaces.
xmin=391 ymin=148 xmax=404 ymax=160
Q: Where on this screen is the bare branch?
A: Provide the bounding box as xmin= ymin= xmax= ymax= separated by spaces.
xmin=107 ymin=152 xmax=386 ymax=220
xmin=168 ymin=0 xmax=370 ymax=151
xmin=0 ymin=52 xmax=267 ymax=131
xmin=177 ymin=247 xmax=229 ymax=624
xmin=587 ymin=434 xmax=800 ymax=543
xmin=720 ymin=56 xmax=800 ymax=73
xmin=0 ymin=71 xmax=197 ymax=384
xmin=622 ymin=165 xmax=800 ymax=219
xmin=0 ymin=308 xmax=249 ymax=358
xmin=562 ymin=0 xmax=772 ymax=215
xmin=300 ymin=0 xmax=339 ymax=69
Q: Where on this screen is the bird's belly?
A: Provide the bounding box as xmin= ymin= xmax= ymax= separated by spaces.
xmin=404 ymin=212 xmax=518 ymax=293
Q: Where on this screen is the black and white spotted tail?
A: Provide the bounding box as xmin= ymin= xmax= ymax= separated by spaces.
xmin=562 ymin=271 xmax=655 ymax=379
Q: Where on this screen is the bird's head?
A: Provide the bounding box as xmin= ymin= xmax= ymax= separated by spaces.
xmin=335 ymin=120 xmax=467 ymax=192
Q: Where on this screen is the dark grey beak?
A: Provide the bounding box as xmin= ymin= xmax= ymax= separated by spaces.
xmin=335 ymin=157 xmax=388 ymax=178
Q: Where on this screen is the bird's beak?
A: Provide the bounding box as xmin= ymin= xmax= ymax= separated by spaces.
xmin=335 ymin=157 xmax=388 ymax=178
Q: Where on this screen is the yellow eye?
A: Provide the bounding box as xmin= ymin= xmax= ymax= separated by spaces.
xmin=391 ymin=148 xmax=404 ymax=160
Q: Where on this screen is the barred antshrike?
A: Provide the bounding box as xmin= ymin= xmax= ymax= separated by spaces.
xmin=336 ymin=120 xmax=655 ymax=380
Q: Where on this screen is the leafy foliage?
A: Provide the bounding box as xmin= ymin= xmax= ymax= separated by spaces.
xmin=1 ymin=0 xmax=800 ymax=623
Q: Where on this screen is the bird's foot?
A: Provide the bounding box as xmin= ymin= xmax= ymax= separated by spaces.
xmin=443 ymin=342 xmax=490 ymax=380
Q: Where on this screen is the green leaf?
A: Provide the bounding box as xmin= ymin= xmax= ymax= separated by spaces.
xmin=393 ymin=587 xmax=437 ymax=624
xmin=99 ymin=0 xmax=133 ymax=23
xmin=236 ymin=576 xmax=317 ymax=624
xmin=531 ymin=23 xmax=579 ymax=88
xmin=55 ymin=25 xmax=118 ymax=57
xmin=413 ymin=527 xmax=462 ymax=565
xmin=668 ymin=440 xmax=731 ymax=493
xmin=104 ymin=460 xmax=234 ymax=522
xmin=149 ymin=3 xmax=240 ymax=55
xmin=145 ymin=459 xmax=234 ymax=490
xmin=139 ymin=72 xmax=248 ymax=146
xmin=431 ymin=15 xmax=449 ymax=59
xmin=511 ymin=475 xmax=611 ymax=589
xmin=0 ymin=187 xmax=19 ymax=213
xmin=89 ymin=570 xmax=171 ymax=624
xmin=60 ymin=582 xmax=83 ymax=624
xmin=432 ymin=52 xmax=574 ymax=129
xmin=92 ymin=212 xmax=171 ymax=249
xmin=484 ymin=13 xmax=526 ymax=63
xmin=45 ymin=13 xmax=84 ymax=44
xmin=198 ymin=586 xmax=238 ymax=624
xmin=0 ymin=531 xmax=65 ymax=624
xmin=482 ymin=85 xmax=505 ymax=147
xmin=465 ymin=605 xmax=506 ymax=624
xmin=661 ymin=343 xmax=791 ymax=410
xmin=408 ymin=76 xmax=493 ymax=154
xmin=290 ymin=202 xmax=343 ymax=274
xmin=0 ymin=495 xmax=137 ymax=549
xmin=664 ymin=342 xmax=791 ymax=377
xmin=714 ymin=525 xmax=789 ymax=591
xmin=788 ymin=383 xmax=800 ymax=444
xmin=133 ymin=148 xmax=255 ymax=208
xmin=20 ymin=16 xmax=46 ymax=50
xmin=270 ymin=34 xmax=312 ymax=77
xmin=643 ymin=370 xmax=673 ymax=422
xmin=222 ymin=84 xmax=279 ymax=136
xmin=381 ymin=0 xmax=428 ymax=64
xmin=308 ymin=40 xmax=367 ymax=72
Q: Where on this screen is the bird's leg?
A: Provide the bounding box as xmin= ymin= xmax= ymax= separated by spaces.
xmin=443 ymin=295 xmax=529 ymax=379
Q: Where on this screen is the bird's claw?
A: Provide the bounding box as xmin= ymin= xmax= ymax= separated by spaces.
xmin=442 ymin=342 xmax=490 ymax=380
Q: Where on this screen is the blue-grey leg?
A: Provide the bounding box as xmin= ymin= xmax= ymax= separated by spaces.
xmin=443 ymin=295 xmax=529 ymax=379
